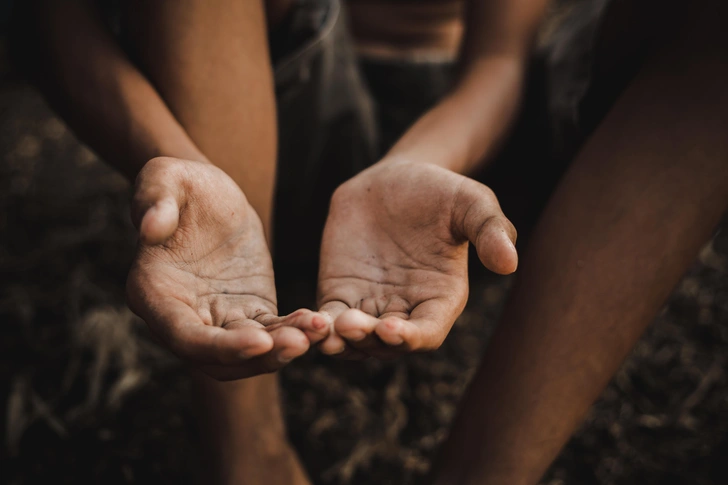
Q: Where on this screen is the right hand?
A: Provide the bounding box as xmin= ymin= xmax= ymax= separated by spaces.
xmin=314 ymin=159 xmax=518 ymax=359
xmin=126 ymin=157 xmax=325 ymax=380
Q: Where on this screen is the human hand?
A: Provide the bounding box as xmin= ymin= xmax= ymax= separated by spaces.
xmin=126 ymin=157 xmax=318 ymax=380
xmin=313 ymin=159 xmax=517 ymax=359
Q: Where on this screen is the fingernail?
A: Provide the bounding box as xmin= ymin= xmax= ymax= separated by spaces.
xmin=312 ymin=316 xmax=327 ymax=331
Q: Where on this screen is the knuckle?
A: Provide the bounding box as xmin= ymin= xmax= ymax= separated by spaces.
xmin=463 ymin=177 xmax=497 ymax=202
xmin=477 ymin=183 xmax=497 ymax=201
xmin=146 ymin=156 xmax=180 ymax=173
xmin=330 ymin=181 xmax=352 ymax=207
xmin=330 ymin=176 xmax=368 ymax=209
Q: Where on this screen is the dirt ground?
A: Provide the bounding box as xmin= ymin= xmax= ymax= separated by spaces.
xmin=2 ymin=32 xmax=728 ymax=485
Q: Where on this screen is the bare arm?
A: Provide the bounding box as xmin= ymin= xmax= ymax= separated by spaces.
xmin=122 ymin=0 xmax=278 ymax=228
xmin=11 ymin=1 xmax=314 ymax=383
xmin=385 ymin=0 xmax=551 ymax=174
xmin=9 ymin=0 xmax=205 ymax=180
xmin=311 ymin=0 xmax=543 ymax=355
xmin=11 ymin=0 xmax=277 ymax=228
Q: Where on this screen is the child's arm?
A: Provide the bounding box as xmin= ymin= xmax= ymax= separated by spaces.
xmin=9 ymin=0 xmax=206 ymax=179
xmin=308 ymin=0 xmax=549 ymax=356
xmin=384 ymin=0 xmax=550 ymax=174
xmin=10 ymin=0 xmax=312 ymax=379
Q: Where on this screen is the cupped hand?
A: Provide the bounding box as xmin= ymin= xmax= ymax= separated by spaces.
xmin=312 ymin=159 xmax=517 ymax=359
xmin=126 ymin=157 xmax=323 ymax=380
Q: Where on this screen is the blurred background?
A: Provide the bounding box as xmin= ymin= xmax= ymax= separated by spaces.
xmin=2 ymin=1 xmax=728 ymax=484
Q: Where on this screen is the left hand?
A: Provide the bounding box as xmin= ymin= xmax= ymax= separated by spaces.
xmin=308 ymin=159 xmax=518 ymax=359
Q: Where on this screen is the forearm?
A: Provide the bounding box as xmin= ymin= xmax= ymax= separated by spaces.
xmin=385 ymin=56 xmax=524 ymax=174
xmin=384 ymin=0 xmax=550 ymax=174
xmin=123 ymin=0 xmax=278 ymax=230
xmin=10 ymin=0 xmax=205 ymax=179
xmin=12 ymin=0 xmax=278 ymax=233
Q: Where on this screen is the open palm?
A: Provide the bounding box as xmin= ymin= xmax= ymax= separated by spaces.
xmin=126 ymin=158 xmax=311 ymax=380
xmin=315 ymin=160 xmax=518 ymax=359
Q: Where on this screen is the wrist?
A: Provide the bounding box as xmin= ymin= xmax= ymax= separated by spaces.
xmin=127 ymin=124 xmax=209 ymax=180
xmin=148 ymin=141 xmax=209 ymax=168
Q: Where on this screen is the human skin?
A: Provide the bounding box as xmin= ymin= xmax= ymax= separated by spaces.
xmin=427 ymin=4 xmax=728 ymax=483
xmin=293 ymin=0 xmax=549 ymax=357
xmin=313 ymin=160 xmax=517 ymax=359
xmin=10 ymin=0 xmax=536 ymax=480
xmin=11 ymin=1 xmax=316 ymax=483
xmin=17 ymin=2 xmax=728 ymax=485
xmin=297 ymin=0 xmax=728 ymax=484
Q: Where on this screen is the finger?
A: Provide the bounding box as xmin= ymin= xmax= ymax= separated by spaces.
xmin=130 ymin=289 xmax=275 ymax=365
xmin=267 ymin=325 xmax=311 ymax=363
xmin=317 ymin=300 xmax=353 ymax=356
xmin=317 ymin=300 xmax=350 ymax=322
xmin=333 ymin=309 xmax=414 ymax=360
xmin=333 ymin=309 xmax=390 ymax=352
xmin=226 ymin=318 xmax=310 ymax=362
xmin=174 ymin=318 xmax=275 ymax=365
xmin=455 ymin=181 xmax=518 ymax=275
xmin=139 ymin=197 xmax=180 ymax=245
xmin=271 ymin=309 xmax=332 ymax=345
xmin=374 ymin=298 xmax=457 ymax=352
xmin=197 ymin=326 xmax=310 ymax=381
xmin=319 ymin=332 xmax=348 ymax=355
xmin=371 ymin=309 xmax=411 ymax=346
xmin=131 ymin=157 xmax=185 ymax=245
xmin=473 ymin=216 xmax=518 ymax=275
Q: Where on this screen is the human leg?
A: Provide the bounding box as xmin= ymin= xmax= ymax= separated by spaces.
xmin=430 ymin=4 xmax=728 ymax=483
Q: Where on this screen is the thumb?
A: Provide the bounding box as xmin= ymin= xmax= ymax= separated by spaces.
xmin=131 ymin=158 xmax=184 ymax=246
xmin=455 ymin=181 xmax=518 ymax=275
